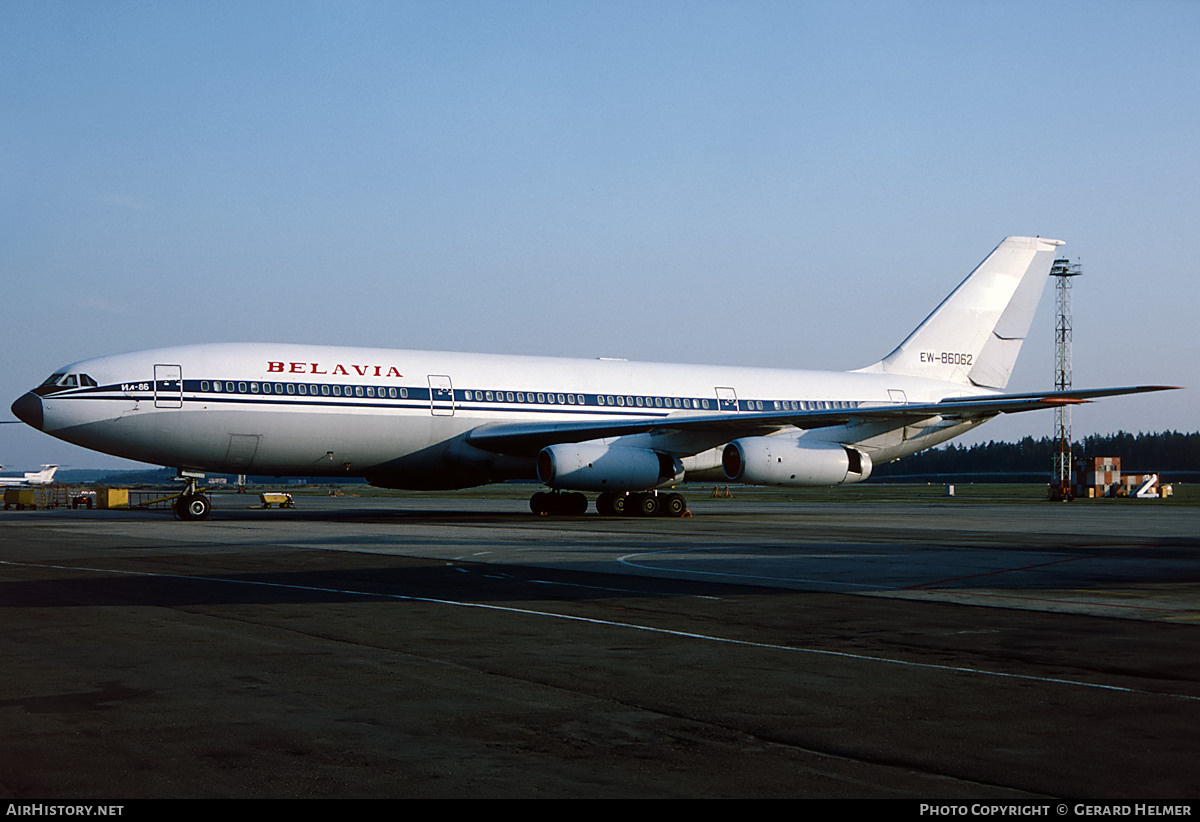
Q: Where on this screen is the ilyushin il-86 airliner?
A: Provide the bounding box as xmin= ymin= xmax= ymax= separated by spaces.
xmin=10 ymin=237 xmax=1174 ymax=520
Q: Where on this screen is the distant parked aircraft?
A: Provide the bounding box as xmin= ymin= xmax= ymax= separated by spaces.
xmin=0 ymin=465 xmax=59 ymax=487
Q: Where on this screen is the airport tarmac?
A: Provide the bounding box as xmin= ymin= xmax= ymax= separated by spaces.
xmin=2 ymin=490 xmax=1199 ymax=798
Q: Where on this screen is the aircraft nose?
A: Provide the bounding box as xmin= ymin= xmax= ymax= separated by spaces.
xmin=11 ymin=392 xmax=43 ymax=430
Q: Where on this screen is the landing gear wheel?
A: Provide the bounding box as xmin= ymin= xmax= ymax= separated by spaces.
xmin=661 ymin=493 xmax=688 ymax=517
xmin=596 ymin=491 xmax=629 ymax=516
xmin=175 ymin=493 xmax=211 ymax=521
xmin=609 ymin=492 xmax=628 ymax=516
xmin=632 ymin=492 xmax=660 ymax=517
xmin=530 ymin=491 xmax=588 ymax=516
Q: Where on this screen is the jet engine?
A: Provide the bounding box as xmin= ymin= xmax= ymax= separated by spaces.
xmin=537 ymin=443 xmax=684 ymax=492
xmin=722 ymin=437 xmax=873 ymax=486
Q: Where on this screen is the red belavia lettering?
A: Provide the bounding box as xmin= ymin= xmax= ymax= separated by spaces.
xmin=10 ymin=237 xmax=1176 ymax=520
xmin=267 ymin=361 xmax=404 ymax=377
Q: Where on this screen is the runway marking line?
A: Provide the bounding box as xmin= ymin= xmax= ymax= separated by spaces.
xmin=3 ymin=558 xmax=1198 ymax=704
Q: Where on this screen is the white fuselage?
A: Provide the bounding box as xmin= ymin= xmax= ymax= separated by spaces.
xmin=27 ymin=342 xmax=987 ymax=488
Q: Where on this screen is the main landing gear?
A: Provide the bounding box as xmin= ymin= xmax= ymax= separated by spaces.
xmin=529 ymin=490 xmax=689 ymax=518
xmin=173 ymin=475 xmax=212 ymax=521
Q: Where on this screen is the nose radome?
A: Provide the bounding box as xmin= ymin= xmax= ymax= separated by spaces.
xmin=11 ymin=392 xmax=43 ymax=430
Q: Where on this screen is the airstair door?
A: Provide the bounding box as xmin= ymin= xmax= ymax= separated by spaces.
xmin=715 ymin=386 xmax=739 ymax=412
xmin=154 ymin=364 xmax=183 ymax=409
xmin=428 ymin=375 xmax=455 ymax=416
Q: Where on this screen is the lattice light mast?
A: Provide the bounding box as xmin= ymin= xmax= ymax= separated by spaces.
xmin=1050 ymin=258 xmax=1081 ymax=499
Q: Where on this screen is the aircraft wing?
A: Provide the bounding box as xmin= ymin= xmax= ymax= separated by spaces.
xmin=465 ymin=385 xmax=1178 ymax=456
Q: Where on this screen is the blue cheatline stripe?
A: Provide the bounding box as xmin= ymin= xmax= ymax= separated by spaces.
xmin=43 ymin=379 xmax=863 ymax=416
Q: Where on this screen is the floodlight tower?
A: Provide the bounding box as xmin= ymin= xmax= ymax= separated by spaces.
xmin=1050 ymin=258 xmax=1081 ymax=499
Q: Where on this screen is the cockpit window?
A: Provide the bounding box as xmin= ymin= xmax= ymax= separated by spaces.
xmin=37 ymin=373 xmax=97 ymax=390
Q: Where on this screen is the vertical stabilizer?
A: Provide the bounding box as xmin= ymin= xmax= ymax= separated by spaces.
xmin=856 ymin=236 xmax=1063 ymax=389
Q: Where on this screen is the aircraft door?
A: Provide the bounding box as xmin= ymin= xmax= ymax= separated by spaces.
xmin=715 ymin=386 xmax=739 ymax=412
xmin=428 ymin=375 xmax=454 ymax=416
xmin=154 ymin=364 xmax=183 ymax=409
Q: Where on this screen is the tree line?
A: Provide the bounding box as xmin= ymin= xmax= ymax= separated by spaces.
xmin=871 ymin=431 xmax=1200 ymax=478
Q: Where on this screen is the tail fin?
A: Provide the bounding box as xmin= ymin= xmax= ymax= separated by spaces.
xmin=28 ymin=465 xmax=58 ymax=484
xmin=856 ymin=236 xmax=1063 ymax=389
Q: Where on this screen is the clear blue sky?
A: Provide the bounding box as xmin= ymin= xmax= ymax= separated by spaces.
xmin=2 ymin=0 xmax=1196 ymax=470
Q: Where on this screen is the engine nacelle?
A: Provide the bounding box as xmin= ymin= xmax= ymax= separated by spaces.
xmin=722 ymin=437 xmax=873 ymax=487
xmin=537 ymin=443 xmax=683 ymax=492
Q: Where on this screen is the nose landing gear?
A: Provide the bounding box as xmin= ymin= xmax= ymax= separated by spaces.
xmin=173 ymin=473 xmax=212 ymax=521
